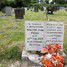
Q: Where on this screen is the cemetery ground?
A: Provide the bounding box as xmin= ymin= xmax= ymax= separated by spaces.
xmin=0 ymin=9 xmax=67 ymax=67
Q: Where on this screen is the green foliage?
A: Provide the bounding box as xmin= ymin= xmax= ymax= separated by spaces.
xmin=0 ymin=46 xmax=21 ymax=61
xmin=0 ymin=0 xmax=67 ymax=9
xmin=30 ymin=0 xmax=38 ymax=6
xmin=45 ymin=0 xmax=49 ymax=4
xmin=61 ymin=4 xmax=67 ymax=7
xmin=0 ymin=0 xmax=32 ymax=8
xmin=53 ymin=0 xmax=67 ymax=4
xmin=5 ymin=0 xmax=14 ymax=6
xmin=46 ymin=4 xmax=60 ymax=12
xmin=30 ymin=3 xmax=45 ymax=10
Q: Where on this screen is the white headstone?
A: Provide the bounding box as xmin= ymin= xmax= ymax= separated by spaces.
xmin=25 ymin=21 xmax=64 ymax=51
xmin=5 ymin=6 xmax=12 ymax=16
xmin=45 ymin=22 xmax=64 ymax=46
xmin=25 ymin=21 xmax=45 ymax=51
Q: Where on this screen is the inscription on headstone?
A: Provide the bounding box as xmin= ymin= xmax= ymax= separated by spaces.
xmin=25 ymin=21 xmax=45 ymax=51
xmin=45 ymin=22 xmax=64 ymax=46
xmin=25 ymin=21 xmax=64 ymax=51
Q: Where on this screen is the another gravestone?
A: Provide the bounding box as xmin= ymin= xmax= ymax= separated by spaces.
xmin=40 ymin=6 xmax=44 ymax=11
xmin=14 ymin=8 xmax=25 ymax=19
xmin=46 ymin=6 xmax=54 ymax=14
xmin=46 ymin=6 xmax=59 ymax=14
xmin=34 ymin=6 xmax=39 ymax=12
xmin=5 ymin=6 xmax=12 ymax=16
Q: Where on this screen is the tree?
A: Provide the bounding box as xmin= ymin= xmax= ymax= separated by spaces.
xmin=45 ymin=0 xmax=49 ymax=4
xmin=0 ymin=0 xmax=32 ymax=8
xmin=13 ymin=0 xmax=31 ymax=7
xmin=22 ymin=0 xmax=31 ymax=7
xmin=0 ymin=0 xmax=6 ymax=10
xmin=53 ymin=0 xmax=67 ymax=4
xmin=0 ymin=0 xmax=5 ymax=4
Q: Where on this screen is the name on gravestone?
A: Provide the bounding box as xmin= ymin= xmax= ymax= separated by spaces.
xmin=25 ymin=21 xmax=64 ymax=51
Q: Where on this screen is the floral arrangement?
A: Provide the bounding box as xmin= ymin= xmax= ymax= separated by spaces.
xmin=40 ymin=44 xmax=64 ymax=67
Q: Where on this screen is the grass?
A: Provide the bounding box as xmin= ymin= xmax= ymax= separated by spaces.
xmin=0 ymin=9 xmax=67 ymax=56
xmin=0 ymin=15 xmax=25 ymax=51
xmin=24 ymin=10 xmax=67 ymax=22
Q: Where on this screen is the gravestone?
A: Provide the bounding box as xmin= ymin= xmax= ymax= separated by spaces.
xmin=34 ymin=6 xmax=39 ymax=12
xmin=25 ymin=21 xmax=64 ymax=51
xmin=14 ymin=8 xmax=25 ymax=19
xmin=40 ymin=6 xmax=44 ymax=11
xmin=25 ymin=21 xmax=45 ymax=51
xmin=46 ymin=6 xmax=54 ymax=14
xmin=46 ymin=6 xmax=59 ymax=14
xmin=45 ymin=22 xmax=64 ymax=46
xmin=5 ymin=6 xmax=12 ymax=16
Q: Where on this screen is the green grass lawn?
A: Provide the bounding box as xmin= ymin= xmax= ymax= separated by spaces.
xmin=0 ymin=9 xmax=67 ymax=52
